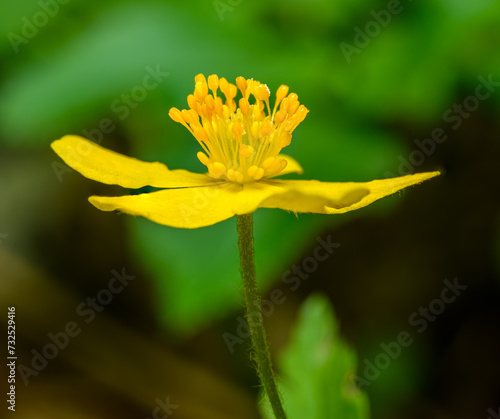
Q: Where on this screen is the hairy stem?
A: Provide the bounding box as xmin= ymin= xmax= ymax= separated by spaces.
xmin=236 ymin=214 xmax=286 ymax=419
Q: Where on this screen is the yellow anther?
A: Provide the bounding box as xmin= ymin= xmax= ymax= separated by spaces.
xmin=168 ymin=107 xmax=183 ymax=123
xmin=214 ymin=97 xmax=224 ymax=115
xmin=208 ymin=74 xmax=219 ymax=94
xmin=181 ymin=109 xmax=197 ymax=125
xmin=239 ymin=98 xmax=250 ymax=116
xmin=188 ymin=109 xmax=199 ymax=124
xmin=295 ymin=105 xmax=309 ymax=122
xmin=254 ymin=84 xmax=270 ymax=101
xmin=282 ymin=118 xmax=295 ymax=131
xmin=225 ymin=83 xmax=237 ymax=102
xmin=194 ymin=127 xmax=208 ymax=143
xmin=195 ymin=81 xmax=208 ymax=101
xmin=252 ymin=167 xmax=264 ymax=180
xmin=276 ymin=85 xmax=289 ymax=104
xmin=247 ymin=165 xmax=259 ymax=178
xmin=227 ymin=169 xmax=243 ymax=183
xmin=232 ymin=121 xmax=244 ymax=138
xmin=194 ymin=74 xmax=206 ymax=84
xmin=267 ymin=157 xmax=286 ymax=174
xmin=245 ymin=79 xmax=255 ymax=98
xmin=236 ymin=76 xmax=247 ymax=96
xmin=197 ymin=151 xmax=210 ymax=166
xmin=219 ymin=77 xmax=229 ymax=97
xmin=288 ymin=99 xmax=300 ymax=115
xmin=204 ymin=94 xmax=215 ymax=109
xmin=239 ymin=144 xmax=254 ymax=158
xmin=260 ymin=119 xmax=273 ymax=137
xmin=247 ymin=166 xmax=264 ymax=180
xmin=280 ymin=97 xmax=289 ymax=113
xmin=262 ymin=156 xmax=277 ymax=169
xmin=280 ymin=132 xmax=292 ymax=148
xmin=201 ymin=103 xmax=212 ymax=120
xmin=187 ymin=94 xmax=197 ymax=109
xmin=274 ymin=109 xmax=286 ymax=124
xmin=210 ymin=162 xmax=226 ymax=178
xmin=234 ymin=170 xmax=244 ymax=183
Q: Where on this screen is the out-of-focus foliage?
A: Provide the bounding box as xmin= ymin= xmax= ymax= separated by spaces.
xmin=261 ymin=294 xmax=370 ymax=419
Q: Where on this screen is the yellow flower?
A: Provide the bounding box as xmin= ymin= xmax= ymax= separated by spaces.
xmin=51 ymin=74 xmax=439 ymax=229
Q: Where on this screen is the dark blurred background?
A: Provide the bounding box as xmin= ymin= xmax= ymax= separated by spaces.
xmin=1 ymin=0 xmax=500 ymax=418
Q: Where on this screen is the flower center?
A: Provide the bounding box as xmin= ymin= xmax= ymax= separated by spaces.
xmin=169 ymin=74 xmax=308 ymax=183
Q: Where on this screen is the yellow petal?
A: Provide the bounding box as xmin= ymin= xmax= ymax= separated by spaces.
xmin=261 ymin=171 xmax=440 ymax=214
xmin=270 ymin=154 xmax=304 ymax=177
xmin=88 ymin=171 xmax=439 ymax=228
xmin=89 ymin=182 xmax=282 ymax=229
xmin=51 ymin=135 xmax=214 ymax=189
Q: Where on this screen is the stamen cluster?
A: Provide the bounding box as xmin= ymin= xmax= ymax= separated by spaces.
xmin=169 ymin=74 xmax=308 ymax=183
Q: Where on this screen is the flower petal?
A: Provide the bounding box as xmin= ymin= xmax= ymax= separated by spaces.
xmin=271 ymin=154 xmax=304 ymax=177
xmin=51 ymin=135 xmax=214 ymax=189
xmin=89 ymin=182 xmax=282 ymax=229
xmin=88 ymin=171 xmax=439 ymax=228
xmin=261 ymin=171 xmax=440 ymax=214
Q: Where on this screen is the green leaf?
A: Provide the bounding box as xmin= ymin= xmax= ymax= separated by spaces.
xmin=261 ymin=294 xmax=370 ymax=419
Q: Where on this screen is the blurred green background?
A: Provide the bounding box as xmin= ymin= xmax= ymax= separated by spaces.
xmin=1 ymin=0 xmax=500 ymax=417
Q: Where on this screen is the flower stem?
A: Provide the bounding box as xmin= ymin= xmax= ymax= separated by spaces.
xmin=236 ymin=214 xmax=287 ymax=419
